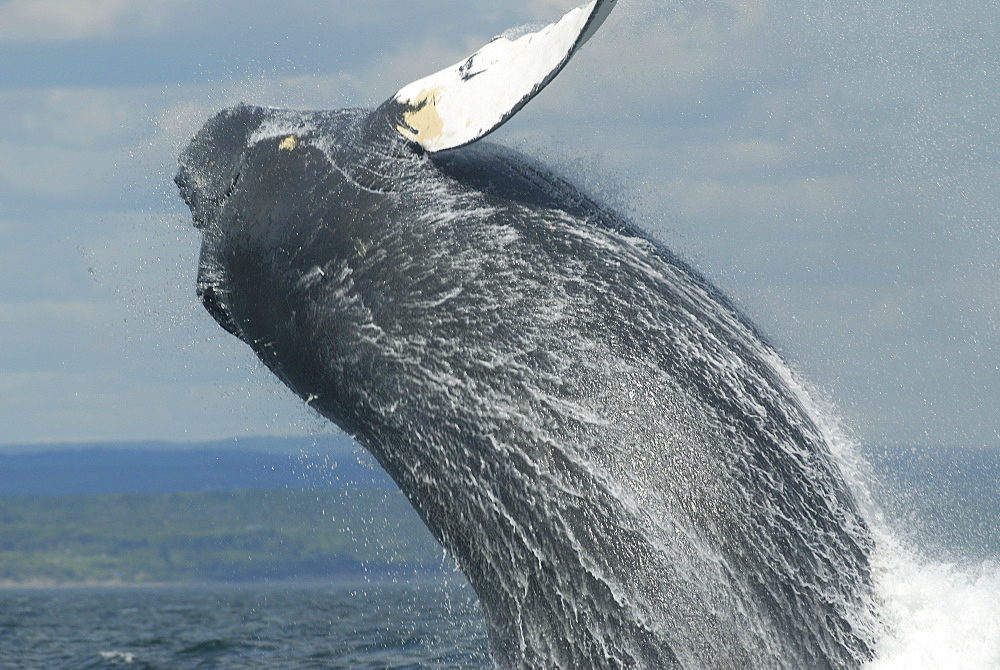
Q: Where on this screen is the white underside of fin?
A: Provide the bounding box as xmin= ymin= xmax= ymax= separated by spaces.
xmin=390 ymin=0 xmax=614 ymax=153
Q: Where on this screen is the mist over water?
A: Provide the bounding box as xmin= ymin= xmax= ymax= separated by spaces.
xmin=868 ymin=472 xmax=1000 ymax=669
xmin=794 ymin=383 xmax=1000 ymax=669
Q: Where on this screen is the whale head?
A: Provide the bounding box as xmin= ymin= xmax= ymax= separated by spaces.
xmin=176 ymin=105 xmax=381 ymax=341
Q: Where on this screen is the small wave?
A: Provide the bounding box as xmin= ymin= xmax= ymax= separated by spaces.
xmin=176 ymin=638 xmax=240 ymax=657
xmin=98 ymin=650 xmax=136 ymax=664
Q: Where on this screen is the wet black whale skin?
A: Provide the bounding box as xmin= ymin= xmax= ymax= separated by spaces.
xmin=176 ymin=104 xmax=877 ymax=669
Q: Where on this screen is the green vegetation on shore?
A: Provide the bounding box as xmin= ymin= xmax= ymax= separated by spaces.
xmin=0 ymin=489 xmax=443 ymax=585
xmin=2 ymin=444 xmax=996 ymax=586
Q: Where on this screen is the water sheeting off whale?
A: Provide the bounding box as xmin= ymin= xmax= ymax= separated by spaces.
xmin=175 ymin=1 xmax=880 ymax=667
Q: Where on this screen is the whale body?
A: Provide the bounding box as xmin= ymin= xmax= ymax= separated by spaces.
xmin=175 ymin=2 xmax=879 ymax=667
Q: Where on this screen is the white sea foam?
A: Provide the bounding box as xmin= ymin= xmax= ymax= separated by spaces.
xmin=868 ymin=545 xmax=1000 ymax=669
xmin=99 ymin=650 xmax=136 ymax=664
xmin=774 ymin=365 xmax=1000 ymax=669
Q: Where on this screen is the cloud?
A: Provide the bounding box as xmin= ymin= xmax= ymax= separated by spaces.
xmin=0 ymin=299 xmax=120 ymax=380
xmin=0 ymin=368 xmax=312 ymax=444
xmin=0 ymin=140 xmax=119 ymax=199
xmin=0 ymin=87 xmax=144 ymax=148
xmin=0 ymin=204 xmax=315 ymax=444
xmin=0 ymin=85 xmax=165 ymax=205
xmin=664 ymin=174 xmax=857 ymax=225
xmin=0 ymin=0 xmax=181 ymax=44
xmin=1 ymin=0 xmax=998 ymax=451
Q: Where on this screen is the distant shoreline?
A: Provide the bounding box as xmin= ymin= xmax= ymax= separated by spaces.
xmin=0 ymin=578 xmax=204 ymax=591
xmin=0 ymin=573 xmax=467 ymax=592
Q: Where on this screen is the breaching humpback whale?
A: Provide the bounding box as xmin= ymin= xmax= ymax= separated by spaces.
xmin=175 ymin=1 xmax=880 ymax=667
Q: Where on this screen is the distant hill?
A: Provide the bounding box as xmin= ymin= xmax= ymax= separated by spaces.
xmin=0 ymin=435 xmax=434 ymax=586
xmin=0 ymin=439 xmax=995 ymax=587
xmin=0 ymin=488 xmax=443 ymax=584
xmin=0 ymin=436 xmax=393 ymax=497
xmin=0 ymin=436 xmax=430 ymax=585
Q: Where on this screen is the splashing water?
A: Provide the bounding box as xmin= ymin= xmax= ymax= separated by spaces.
xmin=790 ymin=375 xmax=1000 ymax=669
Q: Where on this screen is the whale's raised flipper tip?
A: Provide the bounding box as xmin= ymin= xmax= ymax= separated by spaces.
xmin=372 ymin=0 xmax=617 ymax=153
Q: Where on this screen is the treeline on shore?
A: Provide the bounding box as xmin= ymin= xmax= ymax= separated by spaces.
xmin=0 ymin=488 xmax=443 ymax=585
xmin=0 ymin=443 xmax=996 ymax=586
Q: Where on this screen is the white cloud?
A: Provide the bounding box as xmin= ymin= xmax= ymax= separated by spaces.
xmin=0 ymin=139 xmax=119 ymax=198
xmin=548 ymin=0 xmax=777 ymax=109
xmin=0 ymin=85 xmax=164 ymax=202
xmin=664 ymin=173 xmax=857 ymax=224
xmin=0 ymin=368 xmax=312 ymax=444
xmin=0 ymin=299 xmax=116 ymax=333
xmin=0 ymin=0 xmax=183 ymax=44
xmin=0 ymin=88 xmax=142 ymax=149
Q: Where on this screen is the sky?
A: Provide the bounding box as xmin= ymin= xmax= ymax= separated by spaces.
xmin=0 ymin=0 xmax=997 ymax=452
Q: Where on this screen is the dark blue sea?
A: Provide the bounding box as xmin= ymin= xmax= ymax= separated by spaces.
xmin=0 ymin=579 xmax=492 ymax=669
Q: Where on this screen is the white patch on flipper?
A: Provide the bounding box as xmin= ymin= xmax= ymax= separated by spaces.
xmin=391 ymin=0 xmax=617 ymax=152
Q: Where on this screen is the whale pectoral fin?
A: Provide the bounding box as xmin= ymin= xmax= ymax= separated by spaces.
xmin=372 ymin=0 xmax=617 ymax=153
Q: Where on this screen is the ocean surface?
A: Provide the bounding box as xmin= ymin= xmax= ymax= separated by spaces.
xmin=0 ymin=579 xmax=492 ymax=669
xmin=3 ymin=557 xmax=998 ymax=669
